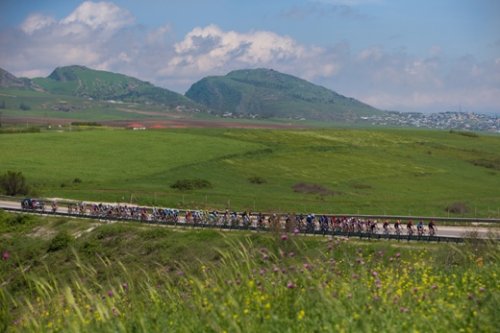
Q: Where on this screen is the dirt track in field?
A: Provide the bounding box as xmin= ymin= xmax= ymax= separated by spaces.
xmin=2 ymin=115 xmax=307 ymax=129
xmin=101 ymin=118 xmax=306 ymax=129
xmin=1 ymin=116 xmax=78 ymax=125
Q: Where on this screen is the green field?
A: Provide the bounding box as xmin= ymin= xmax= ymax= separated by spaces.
xmin=1 ymin=212 xmax=498 ymax=332
xmin=1 ymin=127 xmax=499 ymax=216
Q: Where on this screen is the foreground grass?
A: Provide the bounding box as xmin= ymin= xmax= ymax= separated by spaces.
xmin=1 ymin=212 xmax=499 ymax=332
xmin=1 ymin=128 xmax=500 ymax=217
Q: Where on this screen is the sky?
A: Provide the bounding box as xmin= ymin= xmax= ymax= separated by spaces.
xmin=0 ymin=0 xmax=499 ymax=113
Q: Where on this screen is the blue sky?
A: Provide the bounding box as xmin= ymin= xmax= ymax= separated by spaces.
xmin=1 ymin=0 xmax=499 ymax=113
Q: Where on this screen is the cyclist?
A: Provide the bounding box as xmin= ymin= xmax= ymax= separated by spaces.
xmin=257 ymin=212 xmax=265 ymax=229
xmin=242 ymin=211 xmax=250 ymax=228
xmin=407 ymin=220 xmax=414 ymax=236
xmin=394 ymin=220 xmax=401 ymax=235
xmin=51 ymin=200 xmax=58 ymax=213
xmin=428 ymin=220 xmax=436 ymax=236
xmin=417 ymin=220 xmax=424 ymax=236
xmin=383 ymin=220 xmax=390 ymax=235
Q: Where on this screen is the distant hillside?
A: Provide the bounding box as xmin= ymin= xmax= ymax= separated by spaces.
xmin=0 ymin=67 xmax=38 ymax=90
xmin=33 ymin=65 xmax=199 ymax=109
xmin=186 ymin=68 xmax=382 ymax=120
xmin=1 ymin=65 xmax=381 ymax=122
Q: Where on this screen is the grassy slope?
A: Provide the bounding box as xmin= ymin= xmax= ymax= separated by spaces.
xmin=0 ymin=128 xmax=499 ymax=216
xmin=0 ymin=87 xmax=251 ymax=123
xmin=33 ymin=66 xmax=196 ymax=108
xmin=186 ymin=69 xmax=381 ymax=120
xmin=0 ymin=88 xmax=157 ymax=121
xmin=0 ymin=212 xmax=498 ymax=332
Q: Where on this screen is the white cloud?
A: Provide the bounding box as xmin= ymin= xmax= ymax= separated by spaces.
xmin=348 ymin=49 xmax=500 ymax=112
xmin=61 ymin=1 xmax=134 ymax=34
xmin=164 ymin=24 xmax=309 ymax=75
xmin=146 ymin=25 xmax=171 ymax=45
xmin=2 ymin=1 xmax=138 ymax=79
xmin=357 ymin=46 xmax=383 ymax=62
xmin=21 ymin=14 xmax=56 ymax=35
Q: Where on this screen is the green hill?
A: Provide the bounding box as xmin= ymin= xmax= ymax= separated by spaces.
xmin=186 ymin=68 xmax=382 ymax=120
xmin=33 ymin=65 xmax=199 ymax=110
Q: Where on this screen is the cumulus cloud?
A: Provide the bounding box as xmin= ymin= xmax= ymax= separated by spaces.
xmin=164 ymin=24 xmax=308 ymax=74
xmin=2 ymin=1 xmax=138 ymax=78
xmin=60 ymin=1 xmax=134 ymax=33
xmin=20 ymin=14 xmax=56 ymax=35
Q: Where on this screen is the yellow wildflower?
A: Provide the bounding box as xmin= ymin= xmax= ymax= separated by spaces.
xmin=297 ymin=310 xmax=305 ymax=320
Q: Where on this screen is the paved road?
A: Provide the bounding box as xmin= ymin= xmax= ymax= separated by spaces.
xmin=0 ymin=199 xmax=498 ymax=239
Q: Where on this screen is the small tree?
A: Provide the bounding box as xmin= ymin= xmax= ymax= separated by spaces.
xmin=48 ymin=231 xmax=73 ymax=252
xmin=0 ymin=171 xmax=29 ymax=196
xmin=19 ymin=102 xmax=31 ymax=111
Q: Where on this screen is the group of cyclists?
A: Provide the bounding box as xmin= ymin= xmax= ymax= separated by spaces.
xmin=385 ymin=219 xmax=436 ymax=236
xmin=25 ymin=199 xmax=437 ymax=236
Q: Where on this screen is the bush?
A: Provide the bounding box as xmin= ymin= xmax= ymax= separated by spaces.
xmin=7 ymin=214 xmax=33 ymax=226
xmin=19 ymin=103 xmax=31 ymax=111
xmin=0 ymin=171 xmax=29 ymax=196
xmin=248 ymin=176 xmax=267 ymax=184
xmin=71 ymin=122 xmax=102 ymax=127
xmin=445 ymin=202 xmax=469 ymax=214
xmin=449 ymin=130 xmax=479 ymax=138
xmin=171 ymin=179 xmax=212 ymax=191
xmin=48 ymin=231 xmax=73 ymax=252
xmin=471 ymin=158 xmax=500 ymax=171
xmin=73 ymin=178 xmax=82 ymax=184
xmin=0 ymin=127 xmax=40 ymax=134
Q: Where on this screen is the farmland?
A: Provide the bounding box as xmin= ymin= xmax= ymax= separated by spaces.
xmin=1 ymin=127 xmax=499 ymax=217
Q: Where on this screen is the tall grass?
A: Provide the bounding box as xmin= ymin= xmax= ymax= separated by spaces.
xmin=2 ymin=234 xmax=498 ymax=332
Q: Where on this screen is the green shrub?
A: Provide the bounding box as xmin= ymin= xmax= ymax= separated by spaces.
xmin=71 ymin=122 xmax=102 ymax=127
xmin=19 ymin=102 xmax=31 ymax=111
xmin=80 ymin=240 xmax=102 ymax=256
xmin=0 ymin=171 xmax=30 ymax=196
xmin=48 ymin=231 xmax=73 ymax=252
xmin=171 ymin=179 xmax=212 ymax=191
xmin=248 ymin=176 xmax=267 ymax=184
xmin=445 ymin=202 xmax=469 ymax=214
xmin=95 ymin=224 xmax=131 ymax=240
xmin=449 ymin=130 xmax=479 ymax=138
xmin=7 ymin=214 xmax=33 ymax=226
xmin=471 ymin=158 xmax=500 ymax=171
xmin=0 ymin=126 xmax=40 ymax=134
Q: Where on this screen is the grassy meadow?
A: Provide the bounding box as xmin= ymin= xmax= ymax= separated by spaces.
xmin=0 ymin=211 xmax=499 ymax=332
xmin=0 ymin=127 xmax=499 ymax=216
